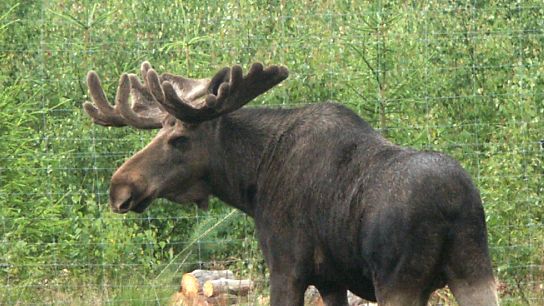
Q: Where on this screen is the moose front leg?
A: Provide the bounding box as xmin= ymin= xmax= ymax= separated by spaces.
xmin=264 ymin=245 xmax=309 ymax=306
xmin=269 ymin=271 xmax=306 ymax=306
xmin=256 ymin=222 xmax=310 ymax=306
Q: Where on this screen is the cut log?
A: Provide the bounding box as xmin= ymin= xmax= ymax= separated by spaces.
xmin=205 ymin=293 xmax=239 ymax=305
xmin=202 ymin=278 xmax=254 ymax=297
xmin=169 ymin=291 xmax=240 ymax=306
xmin=181 ymin=269 xmax=234 ymax=296
xmin=304 ymin=286 xmax=376 ymax=306
xmin=168 ymin=291 xmax=184 ymax=306
xmin=191 ymin=269 xmax=235 ymax=280
xmin=304 ymin=286 xmax=324 ymax=306
xmin=168 ymin=291 xmax=208 ymax=306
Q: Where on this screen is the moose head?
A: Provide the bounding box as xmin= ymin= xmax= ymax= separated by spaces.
xmin=83 ymin=62 xmax=288 ymax=213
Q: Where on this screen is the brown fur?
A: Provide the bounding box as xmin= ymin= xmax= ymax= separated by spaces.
xmin=84 ymin=63 xmax=498 ymax=306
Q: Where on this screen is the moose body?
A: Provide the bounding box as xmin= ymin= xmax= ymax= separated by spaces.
xmin=83 ymin=62 xmax=498 ymax=305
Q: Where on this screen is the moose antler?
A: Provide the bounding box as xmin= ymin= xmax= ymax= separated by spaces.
xmin=147 ymin=63 xmax=289 ymax=124
xmin=83 ymin=61 xmax=165 ymax=129
xmin=84 ymin=62 xmax=288 ymax=126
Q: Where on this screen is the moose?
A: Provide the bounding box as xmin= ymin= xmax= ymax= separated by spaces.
xmin=83 ymin=62 xmax=498 ymax=305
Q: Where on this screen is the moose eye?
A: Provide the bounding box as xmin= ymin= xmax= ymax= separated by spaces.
xmin=169 ymin=136 xmax=190 ymax=149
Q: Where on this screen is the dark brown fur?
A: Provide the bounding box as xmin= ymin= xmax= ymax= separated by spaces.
xmin=110 ymin=103 xmax=497 ymax=306
xmin=86 ymin=62 xmax=497 ymax=306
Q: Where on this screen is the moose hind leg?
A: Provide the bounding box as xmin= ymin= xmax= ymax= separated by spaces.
xmin=373 ymin=257 xmax=435 ymax=305
xmin=445 ymin=217 xmax=498 ymax=305
xmin=448 ymin=278 xmax=498 ymax=306
xmin=371 ymin=228 xmax=446 ymax=305
xmin=375 ymin=284 xmax=429 ymax=306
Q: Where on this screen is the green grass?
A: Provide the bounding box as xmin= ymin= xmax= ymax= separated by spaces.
xmin=1 ymin=0 xmax=543 ymax=304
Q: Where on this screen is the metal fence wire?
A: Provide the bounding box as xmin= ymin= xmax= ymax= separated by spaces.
xmin=1 ymin=1 xmax=543 ymax=305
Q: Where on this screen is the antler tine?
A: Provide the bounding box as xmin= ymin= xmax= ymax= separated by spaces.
xmin=150 ymin=63 xmax=289 ymax=124
xmin=146 ymin=68 xmax=166 ymax=104
xmin=141 ymin=61 xmax=152 ymax=81
xmin=124 ymin=74 xmax=164 ymax=129
xmin=82 ymin=62 xmax=165 ymax=129
xmin=83 ymin=71 xmax=127 ymax=127
xmin=147 ymin=68 xmax=214 ymax=124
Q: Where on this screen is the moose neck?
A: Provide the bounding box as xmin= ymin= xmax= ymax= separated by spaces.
xmin=205 ymin=107 xmax=291 ymax=216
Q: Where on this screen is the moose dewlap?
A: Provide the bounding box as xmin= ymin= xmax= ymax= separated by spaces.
xmin=83 ymin=61 xmax=498 ymax=306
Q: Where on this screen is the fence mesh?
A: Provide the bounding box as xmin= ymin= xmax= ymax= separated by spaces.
xmin=1 ymin=1 xmax=543 ymax=305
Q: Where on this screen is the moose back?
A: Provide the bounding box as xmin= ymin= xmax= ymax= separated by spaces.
xmin=83 ymin=62 xmax=498 ymax=306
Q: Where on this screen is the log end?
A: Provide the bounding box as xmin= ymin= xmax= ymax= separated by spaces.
xmin=181 ymin=273 xmax=201 ymax=296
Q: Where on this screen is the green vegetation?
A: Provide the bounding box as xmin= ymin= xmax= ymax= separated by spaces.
xmin=1 ymin=1 xmax=542 ymax=305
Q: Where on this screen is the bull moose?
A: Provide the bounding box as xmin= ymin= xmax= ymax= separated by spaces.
xmin=82 ymin=62 xmax=498 ymax=305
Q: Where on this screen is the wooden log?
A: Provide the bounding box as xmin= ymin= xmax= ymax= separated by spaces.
xmin=168 ymin=291 xmax=185 ymax=306
xmin=304 ymin=286 xmax=375 ymax=306
xmin=202 ymin=278 xmax=254 ymax=297
xmin=304 ymin=286 xmax=324 ymax=306
xmin=168 ymin=291 xmax=208 ymax=306
xmin=205 ymin=293 xmax=239 ymax=305
xmin=181 ymin=270 xmax=234 ymax=297
xmin=191 ymin=269 xmax=235 ymax=280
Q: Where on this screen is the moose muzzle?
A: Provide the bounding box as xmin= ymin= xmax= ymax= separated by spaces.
xmin=109 ymin=171 xmax=153 ymax=213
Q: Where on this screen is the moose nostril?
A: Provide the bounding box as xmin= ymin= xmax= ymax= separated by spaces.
xmin=118 ymin=196 xmax=132 ymax=212
xmin=110 ymin=183 xmax=135 ymax=213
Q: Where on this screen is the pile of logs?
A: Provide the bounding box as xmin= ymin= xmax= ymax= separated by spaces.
xmin=169 ymin=269 xmax=254 ymax=306
xmin=169 ymin=269 xmax=376 ymax=306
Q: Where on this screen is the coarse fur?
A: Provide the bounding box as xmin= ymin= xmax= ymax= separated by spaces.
xmin=88 ymin=63 xmax=498 ymax=305
xmin=210 ymin=103 xmax=497 ymax=305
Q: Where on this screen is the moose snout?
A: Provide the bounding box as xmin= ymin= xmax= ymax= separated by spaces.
xmin=109 ymin=184 xmax=133 ymax=213
xmin=109 ymin=172 xmax=150 ymax=213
